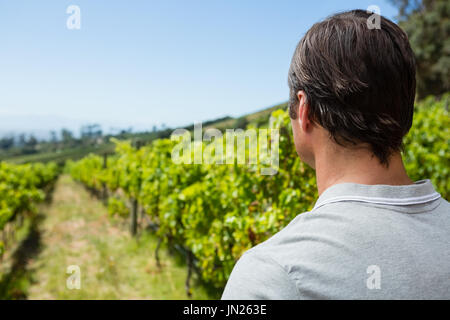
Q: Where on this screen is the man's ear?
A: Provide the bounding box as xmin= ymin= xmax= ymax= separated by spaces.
xmin=296 ymin=90 xmax=310 ymax=132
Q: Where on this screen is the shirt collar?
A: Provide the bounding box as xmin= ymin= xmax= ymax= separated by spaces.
xmin=313 ymin=179 xmax=441 ymax=211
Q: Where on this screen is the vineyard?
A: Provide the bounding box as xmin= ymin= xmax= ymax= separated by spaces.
xmin=0 ymin=162 xmax=59 ymax=257
xmin=0 ymin=95 xmax=447 ymax=297
xmin=67 ymin=94 xmax=450 ymax=292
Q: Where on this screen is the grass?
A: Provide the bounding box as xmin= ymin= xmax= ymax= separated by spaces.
xmin=0 ymin=175 xmax=218 ymax=299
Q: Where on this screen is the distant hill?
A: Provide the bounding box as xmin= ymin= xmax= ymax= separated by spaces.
xmin=1 ymin=101 xmax=288 ymax=164
xmin=206 ymin=102 xmax=288 ymax=130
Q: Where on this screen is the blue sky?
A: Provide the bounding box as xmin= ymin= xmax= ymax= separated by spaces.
xmin=0 ymin=0 xmax=398 ymax=136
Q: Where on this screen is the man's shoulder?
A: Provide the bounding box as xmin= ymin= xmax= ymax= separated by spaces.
xmin=248 ymin=207 xmax=354 ymax=255
xmin=243 ymin=195 xmax=450 ymax=285
xmin=221 ymin=234 xmax=302 ymax=299
xmin=248 ymin=211 xmax=312 ymax=252
xmin=242 ymin=205 xmax=384 ymax=275
xmin=242 ymin=209 xmax=342 ymax=271
xmin=223 ymin=193 xmax=450 ymax=299
xmin=222 ymin=209 xmax=353 ymax=299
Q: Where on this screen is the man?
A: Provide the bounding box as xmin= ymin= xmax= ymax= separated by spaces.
xmin=222 ymin=10 xmax=450 ymax=299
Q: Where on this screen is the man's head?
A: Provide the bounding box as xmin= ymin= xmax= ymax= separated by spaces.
xmin=288 ymin=10 xmax=416 ymax=168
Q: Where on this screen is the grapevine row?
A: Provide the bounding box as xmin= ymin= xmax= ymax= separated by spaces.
xmin=0 ymin=162 xmax=59 ymax=256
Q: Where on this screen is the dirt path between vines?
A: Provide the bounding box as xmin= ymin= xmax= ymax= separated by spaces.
xmin=0 ymin=175 xmax=212 ymax=299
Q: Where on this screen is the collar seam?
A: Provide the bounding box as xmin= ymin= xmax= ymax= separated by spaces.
xmin=313 ymin=192 xmax=441 ymax=211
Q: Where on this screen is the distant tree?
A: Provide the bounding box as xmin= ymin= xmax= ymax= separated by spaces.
xmin=50 ymin=130 xmax=58 ymax=143
xmin=390 ymin=0 xmax=450 ymax=98
xmin=18 ymin=134 xmax=26 ymax=147
xmin=390 ymin=0 xmax=423 ymax=18
xmin=234 ymin=116 xmax=249 ymax=129
xmin=61 ymin=128 xmax=74 ymax=144
xmin=25 ymin=134 xmax=38 ymax=147
xmin=120 ymin=127 xmax=132 ymax=134
xmin=81 ymin=124 xmax=102 ymax=140
xmin=0 ymin=136 xmax=14 ymax=150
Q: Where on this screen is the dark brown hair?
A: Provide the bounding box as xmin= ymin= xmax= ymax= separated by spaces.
xmin=288 ymin=9 xmax=416 ymax=165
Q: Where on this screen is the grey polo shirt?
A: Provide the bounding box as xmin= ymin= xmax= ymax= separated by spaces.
xmin=221 ymin=180 xmax=450 ymax=299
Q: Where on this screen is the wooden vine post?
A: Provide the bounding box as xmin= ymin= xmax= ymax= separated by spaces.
xmin=130 ymin=198 xmax=139 ymax=236
xmin=130 ymin=139 xmax=142 ymax=237
xmin=102 ymin=152 xmax=108 ymax=205
xmin=185 ymin=250 xmax=194 ymax=297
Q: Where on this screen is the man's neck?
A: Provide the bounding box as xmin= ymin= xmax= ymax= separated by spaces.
xmin=314 ymin=148 xmax=413 ymax=196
